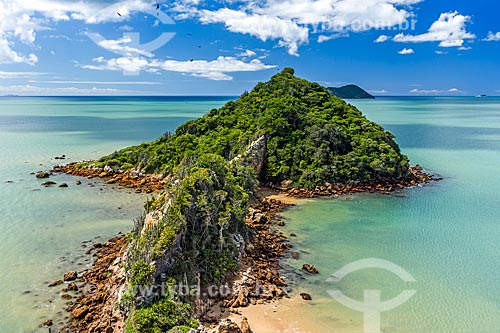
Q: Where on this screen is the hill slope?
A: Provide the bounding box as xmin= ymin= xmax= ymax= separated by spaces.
xmin=328 ymin=84 xmax=375 ymax=99
xmin=94 ymin=68 xmax=408 ymax=187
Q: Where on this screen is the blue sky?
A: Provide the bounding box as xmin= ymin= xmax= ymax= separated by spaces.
xmin=0 ymin=0 xmax=498 ymax=96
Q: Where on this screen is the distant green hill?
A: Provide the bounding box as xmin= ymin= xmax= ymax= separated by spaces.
xmin=328 ymin=84 xmax=374 ymax=99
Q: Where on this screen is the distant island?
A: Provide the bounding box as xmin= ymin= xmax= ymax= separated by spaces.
xmin=327 ymin=84 xmax=374 ymax=99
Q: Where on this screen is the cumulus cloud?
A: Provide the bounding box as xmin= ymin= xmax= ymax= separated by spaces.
xmin=394 ymin=11 xmax=475 ymax=47
xmin=0 ymin=0 xmax=151 ymax=65
xmin=198 ymin=8 xmax=308 ymax=56
xmin=483 ymin=31 xmax=500 ymax=41
xmin=398 ymin=48 xmax=414 ymax=55
xmin=86 ymin=34 xmax=154 ymax=57
xmin=236 ymin=49 xmax=257 ymax=57
xmin=174 ymin=0 xmax=424 ymax=55
xmin=374 ymin=35 xmax=389 ymax=43
xmin=318 ymin=32 xmax=349 ymax=43
xmin=82 ymin=56 xmax=276 ymax=80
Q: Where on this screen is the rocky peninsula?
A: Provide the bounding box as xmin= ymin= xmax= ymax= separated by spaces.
xmin=45 ymin=68 xmax=438 ymax=333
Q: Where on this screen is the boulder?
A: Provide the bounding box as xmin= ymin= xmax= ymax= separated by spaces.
xmin=59 ymin=183 xmax=68 ymax=188
xmin=67 ymin=282 xmax=78 ymax=291
xmin=42 ymin=181 xmax=56 ymax=186
xmin=240 ymin=317 xmax=253 ymax=333
xmin=63 ymin=271 xmax=78 ymax=281
xmin=41 ymin=319 xmax=53 ymax=327
xmin=36 ymin=172 xmax=50 ymax=179
xmin=302 ymin=264 xmax=319 ymax=274
xmin=218 ymin=319 xmax=242 ymax=333
xmin=300 ymin=293 xmax=312 ymax=301
xmin=71 ymin=306 xmax=89 ymax=319
xmin=48 ymin=280 xmax=63 ymax=287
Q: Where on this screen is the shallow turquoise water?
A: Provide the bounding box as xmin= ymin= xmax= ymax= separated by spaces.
xmin=281 ymin=97 xmax=500 ymax=332
xmin=0 ymin=97 xmax=232 ymax=332
xmin=2 ymin=96 xmax=500 ymax=332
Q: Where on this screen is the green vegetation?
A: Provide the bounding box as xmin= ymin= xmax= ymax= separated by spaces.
xmin=327 ymin=84 xmax=375 ymax=99
xmin=125 ymin=297 xmax=198 ymax=333
xmin=123 ymin=155 xmax=255 ymax=333
xmin=95 ymin=68 xmax=408 ymax=187
xmin=108 ymin=68 xmax=412 ymax=332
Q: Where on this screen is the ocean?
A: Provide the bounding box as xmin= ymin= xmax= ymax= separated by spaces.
xmin=0 ymin=96 xmax=233 ymax=332
xmin=1 ymin=96 xmax=500 ymax=332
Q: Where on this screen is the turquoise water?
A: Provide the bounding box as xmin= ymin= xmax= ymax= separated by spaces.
xmin=0 ymin=97 xmax=232 ymax=332
xmin=281 ymin=97 xmax=500 ymax=332
xmin=2 ymin=96 xmax=500 ymax=332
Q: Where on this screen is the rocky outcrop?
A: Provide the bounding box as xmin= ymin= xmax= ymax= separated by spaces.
xmin=62 ymin=237 xmax=127 ymax=333
xmin=231 ymin=135 xmax=267 ymax=179
xmin=284 ymin=165 xmax=439 ymax=198
xmin=53 ymin=163 xmax=168 ymax=193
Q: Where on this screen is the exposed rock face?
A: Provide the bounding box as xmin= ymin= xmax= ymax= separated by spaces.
xmin=231 ymin=135 xmax=267 ymax=179
xmin=62 ymin=237 xmax=127 ymax=333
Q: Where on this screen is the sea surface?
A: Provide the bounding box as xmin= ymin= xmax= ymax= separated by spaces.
xmin=1 ymin=96 xmax=500 ymax=332
xmin=0 ymin=96 xmax=233 ymax=332
xmin=280 ymin=97 xmax=500 ymax=333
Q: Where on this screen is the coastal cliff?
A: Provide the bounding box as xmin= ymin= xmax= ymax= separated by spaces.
xmin=54 ymin=68 xmax=435 ymax=333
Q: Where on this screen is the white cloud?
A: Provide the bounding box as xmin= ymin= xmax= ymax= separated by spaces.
xmin=0 ymin=71 xmax=46 ymax=79
xmin=0 ymin=84 xmax=140 ymax=96
xmin=236 ymin=49 xmax=257 ymax=57
xmin=398 ymin=48 xmax=414 ymax=55
xmin=198 ymin=8 xmax=309 ymax=56
xmin=87 ymin=34 xmax=154 ymax=57
xmin=483 ymin=31 xmax=500 ymax=42
xmin=174 ymin=0 xmax=424 ymax=55
xmin=0 ymin=0 xmax=152 ymax=65
xmin=374 ymin=35 xmax=389 ymax=43
xmin=30 ymin=80 xmax=162 ymax=85
xmin=394 ymin=11 xmax=475 ymax=47
xmin=367 ymin=89 xmax=387 ymax=94
xmin=409 ymin=87 xmax=462 ymax=94
xmin=435 ymin=50 xmax=448 ymax=55
xmin=457 ymin=46 xmax=471 ymax=51
xmin=318 ymin=32 xmax=349 ymax=43
xmin=82 ymin=56 xmax=276 ymax=80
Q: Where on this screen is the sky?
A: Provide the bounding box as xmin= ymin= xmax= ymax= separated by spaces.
xmin=0 ymin=0 xmax=498 ymax=96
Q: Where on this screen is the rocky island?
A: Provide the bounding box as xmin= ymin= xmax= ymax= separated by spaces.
xmin=49 ymin=68 xmax=435 ymax=333
xmin=327 ymin=84 xmax=374 ymax=99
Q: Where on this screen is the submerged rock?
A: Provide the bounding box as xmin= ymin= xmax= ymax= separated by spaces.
xmin=36 ymin=171 xmax=50 ymax=179
xmin=59 ymin=183 xmax=68 ymax=188
xmin=42 ymin=181 xmax=56 ymax=187
xmin=302 ymin=264 xmax=319 ymax=274
xmin=48 ymin=280 xmax=63 ymax=287
xmin=300 ymin=293 xmax=312 ymax=301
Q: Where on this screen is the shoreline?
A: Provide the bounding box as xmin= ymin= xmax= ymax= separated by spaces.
xmin=48 ymin=163 xmax=438 ymax=332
